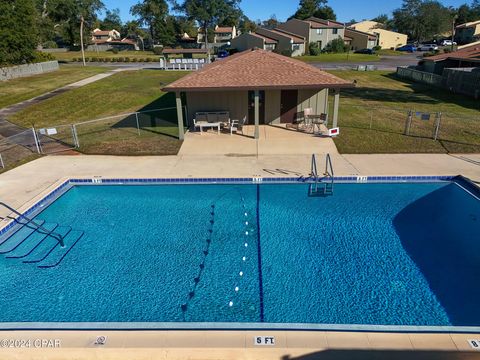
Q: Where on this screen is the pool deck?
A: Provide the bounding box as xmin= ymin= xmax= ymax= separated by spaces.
xmin=0 ymin=151 xmax=479 ymax=359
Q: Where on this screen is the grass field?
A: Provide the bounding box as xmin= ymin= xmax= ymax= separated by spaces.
xmin=0 ymin=65 xmax=109 ymax=108
xmin=329 ymin=71 xmax=480 ymax=153
xmin=298 ymin=53 xmax=381 ymax=63
xmin=9 ymin=70 xmax=187 ymax=156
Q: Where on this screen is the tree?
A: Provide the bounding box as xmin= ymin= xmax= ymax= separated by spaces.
xmin=392 ymin=0 xmax=452 ymax=42
xmin=174 ymin=0 xmax=242 ymax=49
xmin=372 ymin=14 xmax=389 ymax=24
xmin=290 ymin=0 xmax=327 ymax=20
xmin=130 ymin=0 xmax=169 ymax=45
xmin=261 ymin=15 xmax=279 ymax=29
xmin=0 ymin=0 xmax=38 ymax=65
xmin=101 ymin=8 xmax=122 ymax=30
xmin=122 ymin=20 xmax=148 ymax=49
xmin=238 ymin=15 xmax=257 ymax=34
xmin=46 ymin=0 xmax=104 ymax=46
xmin=313 ymin=5 xmax=336 ymax=20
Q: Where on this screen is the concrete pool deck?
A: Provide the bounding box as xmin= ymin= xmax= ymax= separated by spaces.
xmin=0 ymin=152 xmax=479 ymax=359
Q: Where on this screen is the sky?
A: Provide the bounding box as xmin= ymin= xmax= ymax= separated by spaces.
xmin=102 ymin=0 xmax=471 ymax=23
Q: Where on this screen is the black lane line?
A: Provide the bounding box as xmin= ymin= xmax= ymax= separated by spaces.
xmin=256 ymin=184 xmax=265 ymax=322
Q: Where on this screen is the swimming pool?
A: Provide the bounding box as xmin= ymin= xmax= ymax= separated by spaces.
xmin=0 ymin=177 xmax=479 ymax=331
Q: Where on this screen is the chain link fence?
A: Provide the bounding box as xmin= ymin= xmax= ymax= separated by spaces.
xmin=0 ymin=106 xmax=186 ymax=171
xmin=336 ymin=104 xmax=480 ymax=153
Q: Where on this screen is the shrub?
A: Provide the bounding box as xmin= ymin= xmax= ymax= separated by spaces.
xmin=373 ymin=45 xmax=382 ymax=51
xmin=308 ymin=42 xmax=320 ymax=56
xmin=153 ymin=46 xmax=163 ymax=55
xmin=91 ymin=57 xmax=98 ymax=62
xmin=323 ymin=38 xmax=348 ymax=53
xmin=144 ymin=57 xmax=151 ymax=62
xmin=30 ymin=51 xmax=55 ymax=63
xmin=42 ymin=41 xmax=58 ymax=49
xmin=72 ymin=57 xmax=78 ymax=62
xmin=111 ymin=47 xmax=119 ymax=54
xmin=443 ymin=48 xmax=452 ymax=53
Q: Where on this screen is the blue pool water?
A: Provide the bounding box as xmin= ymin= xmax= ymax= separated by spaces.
xmin=0 ymin=181 xmax=479 ymax=327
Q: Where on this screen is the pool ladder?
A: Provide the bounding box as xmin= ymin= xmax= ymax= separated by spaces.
xmin=309 ymin=154 xmax=334 ymax=197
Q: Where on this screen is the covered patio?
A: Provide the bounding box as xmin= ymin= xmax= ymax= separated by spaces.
xmin=163 ymin=49 xmax=354 ymax=141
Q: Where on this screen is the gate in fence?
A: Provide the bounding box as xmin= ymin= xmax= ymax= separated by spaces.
xmin=404 ymin=111 xmax=443 ymax=140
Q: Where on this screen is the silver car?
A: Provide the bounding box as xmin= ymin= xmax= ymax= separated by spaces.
xmin=418 ymin=44 xmax=439 ymax=51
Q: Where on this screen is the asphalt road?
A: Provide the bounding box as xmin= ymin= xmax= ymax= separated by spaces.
xmin=311 ymin=52 xmax=421 ymax=71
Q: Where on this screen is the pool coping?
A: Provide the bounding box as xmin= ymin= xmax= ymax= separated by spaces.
xmin=1 ymin=174 xmax=479 ymax=334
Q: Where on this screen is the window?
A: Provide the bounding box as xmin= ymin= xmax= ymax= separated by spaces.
xmin=316 ymin=29 xmax=323 ymax=35
xmin=332 ymin=28 xmax=338 ymax=35
xmin=292 ymin=44 xmax=300 ymax=50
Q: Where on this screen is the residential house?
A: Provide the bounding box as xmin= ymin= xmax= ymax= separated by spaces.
xmin=197 ymin=25 xmax=238 ymax=45
xmin=277 ymin=17 xmax=345 ymax=50
xmin=230 ymin=28 xmax=305 ymax=56
xmin=344 ymin=28 xmax=378 ymax=50
xmin=89 ymin=28 xmax=139 ymax=50
xmin=455 ymin=20 xmax=480 ymax=45
xmin=163 ymin=49 xmax=354 ymax=140
xmin=91 ymin=28 xmax=121 ymax=44
xmin=422 ymin=44 xmax=480 ymax=74
xmin=350 ymin=21 xmax=407 ymax=49
xmin=230 ymin=32 xmax=278 ymax=52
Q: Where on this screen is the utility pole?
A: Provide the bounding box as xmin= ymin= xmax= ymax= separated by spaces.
xmin=80 ymin=15 xmax=86 ymax=66
xmin=451 ymin=15 xmax=458 ymax=52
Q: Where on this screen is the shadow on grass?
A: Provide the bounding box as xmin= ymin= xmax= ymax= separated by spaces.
xmin=341 ymin=73 xmax=480 ymax=111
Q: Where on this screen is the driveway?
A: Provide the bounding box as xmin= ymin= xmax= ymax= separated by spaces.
xmin=311 ymin=52 xmax=421 ymax=71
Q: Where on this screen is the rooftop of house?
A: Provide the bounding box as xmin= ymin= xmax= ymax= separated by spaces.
xmin=261 ymin=28 xmax=305 ymax=43
xmin=250 ymin=33 xmax=278 ymax=44
xmin=92 ymin=29 xmax=119 ymax=36
xmin=163 ymin=48 xmax=354 ymax=92
xmin=344 ymin=28 xmax=378 ymax=40
xmin=456 ymin=20 xmax=480 ymax=29
xmin=306 ymin=17 xmax=345 ymax=29
xmin=215 ymin=26 xmax=234 ymax=33
xmin=424 ymin=44 xmax=480 ymax=62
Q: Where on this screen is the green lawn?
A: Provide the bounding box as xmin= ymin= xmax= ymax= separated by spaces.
xmin=9 ymin=70 xmax=188 ymax=156
xmin=297 ymin=53 xmax=381 ymax=63
xmin=0 ymin=65 xmax=110 ymax=109
xmin=376 ymin=49 xmax=408 ymax=56
xmin=328 ymin=70 xmax=480 ymax=154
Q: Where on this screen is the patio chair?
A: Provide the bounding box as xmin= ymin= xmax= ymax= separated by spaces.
xmin=229 ymin=116 xmax=247 ymax=135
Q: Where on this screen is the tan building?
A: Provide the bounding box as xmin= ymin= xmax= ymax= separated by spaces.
xmin=455 ymin=20 xmax=480 ymax=44
xmin=277 ymin=17 xmax=345 ymax=50
xmin=344 ymin=28 xmax=378 ymax=50
xmin=197 ymin=25 xmax=238 ymax=45
xmin=230 ymin=32 xmax=278 ymax=52
xmin=163 ymin=49 xmax=354 ymax=140
xmin=350 ymin=21 xmax=407 ymax=49
xmin=91 ymin=28 xmax=121 ymax=43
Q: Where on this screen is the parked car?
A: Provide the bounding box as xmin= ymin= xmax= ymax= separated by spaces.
xmin=217 ymin=50 xmax=229 ymax=58
xmin=396 ymin=45 xmax=417 ymax=52
xmin=418 ymin=44 xmax=439 ymax=51
xmin=440 ymin=39 xmax=457 ymax=46
xmin=354 ymin=48 xmax=376 ymax=55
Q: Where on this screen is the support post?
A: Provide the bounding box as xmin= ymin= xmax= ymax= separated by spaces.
xmin=433 ymin=112 xmax=442 ymax=140
xmin=404 ymin=110 xmax=413 ymax=135
xmin=332 ymin=90 xmax=340 ymax=128
xmin=32 ymin=128 xmax=41 ymax=154
xmin=135 ymin=112 xmax=141 ymax=136
xmin=0 ymin=153 xmax=4 ymax=169
xmin=176 ymin=92 xmax=185 ymax=140
xmin=254 ymin=90 xmax=260 ymax=139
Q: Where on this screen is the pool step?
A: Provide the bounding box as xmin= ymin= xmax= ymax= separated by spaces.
xmin=22 ymin=226 xmax=73 ymax=264
xmin=3 ymin=222 xmax=58 ymax=256
xmin=38 ymin=230 xmax=84 ymax=268
xmin=0 ymin=220 xmax=46 ymax=252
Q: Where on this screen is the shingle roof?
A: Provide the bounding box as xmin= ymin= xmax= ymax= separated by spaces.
xmin=163 ymin=49 xmax=354 ymax=92
xmin=424 ymin=44 xmax=480 ymax=62
xmin=251 ymin=33 xmax=278 ymax=44
xmin=215 ymin=26 xmax=234 ymax=33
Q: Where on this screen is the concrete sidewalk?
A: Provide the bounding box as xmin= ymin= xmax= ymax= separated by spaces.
xmin=0 ymin=153 xmax=478 ymax=218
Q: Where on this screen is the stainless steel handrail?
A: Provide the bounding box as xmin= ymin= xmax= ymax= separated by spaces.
xmin=0 ymin=202 xmax=65 ymax=247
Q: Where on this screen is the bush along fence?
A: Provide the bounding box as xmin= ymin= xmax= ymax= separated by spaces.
xmin=70 ymin=57 xmax=159 ymax=63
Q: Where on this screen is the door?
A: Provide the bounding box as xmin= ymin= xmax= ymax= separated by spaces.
xmin=280 ymin=90 xmax=298 ymax=123
xmin=248 ymin=91 xmax=265 ymax=124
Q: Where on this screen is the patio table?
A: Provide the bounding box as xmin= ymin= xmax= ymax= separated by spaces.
xmin=194 ymin=121 xmax=222 ymax=134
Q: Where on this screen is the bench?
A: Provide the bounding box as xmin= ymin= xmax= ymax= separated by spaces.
xmin=193 ymin=111 xmax=230 ymax=134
